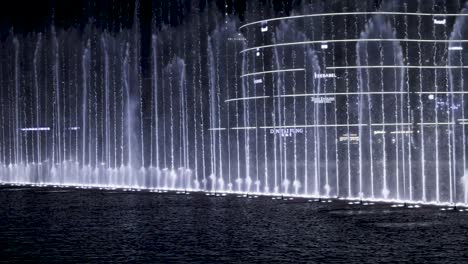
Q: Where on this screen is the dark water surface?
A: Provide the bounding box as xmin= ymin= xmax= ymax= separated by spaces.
xmin=0 ymin=187 xmax=468 ymax=263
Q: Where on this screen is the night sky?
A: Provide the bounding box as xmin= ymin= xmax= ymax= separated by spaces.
xmin=0 ymin=0 xmax=306 ymax=36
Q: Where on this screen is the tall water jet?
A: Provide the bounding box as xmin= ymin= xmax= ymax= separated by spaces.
xmin=0 ymin=0 xmax=466 ymax=206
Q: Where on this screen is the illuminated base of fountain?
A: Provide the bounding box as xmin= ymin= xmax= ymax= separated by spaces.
xmin=1 ymin=177 xmax=467 ymax=210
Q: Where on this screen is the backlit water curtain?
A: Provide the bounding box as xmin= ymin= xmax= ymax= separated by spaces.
xmin=1 ymin=0 xmax=468 ymax=205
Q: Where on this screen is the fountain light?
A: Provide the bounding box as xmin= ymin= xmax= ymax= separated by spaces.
xmin=433 ymin=17 xmax=446 ymax=25
xmin=314 ymin=73 xmax=336 ymax=79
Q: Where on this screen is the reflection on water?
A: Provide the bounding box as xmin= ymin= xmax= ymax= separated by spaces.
xmin=0 ymin=187 xmax=467 ymax=263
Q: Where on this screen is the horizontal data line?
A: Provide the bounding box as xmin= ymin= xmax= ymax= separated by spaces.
xmin=240 ymin=12 xmax=468 ymax=29
xmin=241 ymin=68 xmax=305 ymax=78
xmin=419 ymin=122 xmax=455 ymax=125
xmin=372 ymin=122 xmax=455 ymax=126
xmin=241 ymin=39 xmax=468 ymax=53
xmin=419 ymin=91 xmax=468 ymax=94
xmin=221 ymin=123 xmax=461 ymax=130
xmin=371 ymin=123 xmax=412 ymax=126
xmin=227 ymin=92 xmax=468 ymax=102
xmin=20 ymin=127 xmax=51 ymax=131
xmin=327 ymin=65 xmax=468 ymax=69
xmin=230 ymin=126 xmax=262 ymax=130
xmin=275 ymin=92 xmax=407 ymax=97
xmin=208 ymin=128 xmax=227 ymax=131
xmin=260 ymin=124 xmax=365 ymax=128
xmin=225 ymin=96 xmax=270 ymax=102
xmin=390 ymin=131 xmax=414 ymax=134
